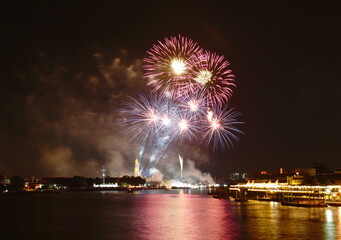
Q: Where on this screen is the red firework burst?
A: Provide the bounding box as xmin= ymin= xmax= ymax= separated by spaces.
xmin=191 ymin=51 xmax=236 ymax=105
xmin=143 ymin=35 xmax=202 ymax=97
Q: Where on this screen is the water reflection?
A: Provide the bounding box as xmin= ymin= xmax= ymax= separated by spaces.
xmin=324 ymin=208 xmax=336 ymax=240
xmin=130 ymin=190 xmax=240 ymax=239
xmin=229 ymin=200 xmax=341 ymax=240
xmin=339 ymin=208 xmax=341 ymax=238
xmin=0 ymin=191 xmax=340 ymax=240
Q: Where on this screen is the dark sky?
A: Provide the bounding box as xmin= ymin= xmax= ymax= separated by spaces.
xmin=1 ymin=1 xmax=340 ymax=178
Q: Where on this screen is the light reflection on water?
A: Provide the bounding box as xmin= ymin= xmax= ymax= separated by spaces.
xmin=0 ymin=190 xmax=340 ymax=240
xmin=129 ymin=190 xmax=238 ymax=239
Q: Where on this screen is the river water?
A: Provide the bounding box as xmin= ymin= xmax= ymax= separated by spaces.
xmin=1 ymin=190 xmax=340 ymax=240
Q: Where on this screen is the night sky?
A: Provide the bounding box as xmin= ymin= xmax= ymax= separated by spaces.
xmin=1 ymin=1 xmax=340 ymax=178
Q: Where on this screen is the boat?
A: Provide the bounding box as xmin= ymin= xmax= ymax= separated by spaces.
xmin=234 ymin=198 xmax=248 ymax=202
xmin=326 ymin=201 xmax=341 ymax=207
xmin=257 ymin=197 xmax=273 ymax=201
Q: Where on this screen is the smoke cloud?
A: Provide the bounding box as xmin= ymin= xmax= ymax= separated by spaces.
xmin=143 ymin=147 xmax=213 ymax=184
xmin=0 ymin=50 xmax=213 ymax=182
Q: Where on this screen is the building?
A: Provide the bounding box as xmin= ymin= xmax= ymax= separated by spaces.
xmin=229 ymin=172 xmax=247 ymax=183
xmin=287 ymin=175 xmax=304 ymax=185
xmin=134 ymin=158 xmax=140 ymax=177
xmin=295 ymin=168 xmax=316 ymax=176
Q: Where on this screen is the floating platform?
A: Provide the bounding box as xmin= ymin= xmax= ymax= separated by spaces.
xmin=281 ymin=201 xmax=327 ymax=208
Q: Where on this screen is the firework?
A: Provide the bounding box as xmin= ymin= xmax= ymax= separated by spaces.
xmin=179 ymin=89 xmax=208 ymax=114
xmin=119 ymin=92 xmax=161 ymax=143
xmin=120 ymin=91 xmax=199 ymax=145
xmin=119 ymin=35 xmax=243 ymax=176
xmin=200 ymin=105 xmax=244 ymax=150
xmin=120 ymin=91 xmax=242 ymax=149
xmin=192 ymin=51 xmax=236 ymax=106
xmin=143 ymin=35 xmax=202 ymax=97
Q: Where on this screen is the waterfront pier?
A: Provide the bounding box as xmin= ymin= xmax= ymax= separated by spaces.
xmin=229 ymin=181 xmax=341 ymax=207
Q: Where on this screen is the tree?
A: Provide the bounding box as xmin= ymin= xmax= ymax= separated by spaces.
xmin=0 ymin=175 xmax=5 ymax=194
xmin=71 ymin=176 xmax=87 ymax=189
xmin=314 ymin=162 xmax=330 ymax=174
xmin=121 ymin=175 xmax=146 ymax=186
xmin=120 ymin=175 xmax=132 ymax=186
xmin=10 ymin=175 xmax=25 ymax=190
xmin=133 ymin=176 xmax=146 ymax=186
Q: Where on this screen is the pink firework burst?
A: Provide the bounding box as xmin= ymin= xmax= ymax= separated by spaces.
xmin=191 ymin=51 xmax=236 ymax=106
xmin=143 ymin=35 xmax=202 ymax=97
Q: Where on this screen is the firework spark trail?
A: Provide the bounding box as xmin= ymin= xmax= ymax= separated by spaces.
xmin=179 ymin=154 xmax=183 ymax=179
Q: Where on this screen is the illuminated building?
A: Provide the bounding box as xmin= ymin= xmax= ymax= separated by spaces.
xmin=134 ymin=158 xmax=140 ymax=177
xmin=229 ymin=172 xmax=247 ymax=182
xmin=286 ymin=175 xmax=304 ymax=185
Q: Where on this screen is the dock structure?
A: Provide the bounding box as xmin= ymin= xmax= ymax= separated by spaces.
xmin=229 ymin=181 xmax=341 ymax=207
